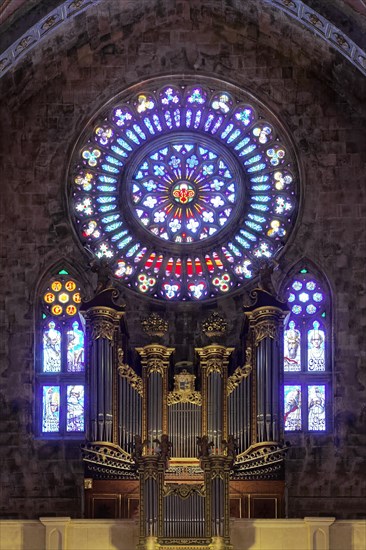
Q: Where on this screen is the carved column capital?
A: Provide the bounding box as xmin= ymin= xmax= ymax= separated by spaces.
xmin=196 ymin=345 xmax=234 ymax=376
xmin=136 ymin=344 xmax=174 ymax=375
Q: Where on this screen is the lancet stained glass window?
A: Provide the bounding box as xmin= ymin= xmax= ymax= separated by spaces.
xmin=38 ymin=271 xmax=85 ymax=436
xmin=69 ymin=77 xmax=299 ymax=301
xmin=283 ymin=267 xmax=330 ymax=432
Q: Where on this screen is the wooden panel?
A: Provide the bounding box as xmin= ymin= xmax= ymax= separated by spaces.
xmin=85 ymin=479 xmax=139 ymax=519
xmin=250 ymin=495 xmax=278 ymax=518
xmin=92 ymin=494 xmax=120 ymax=519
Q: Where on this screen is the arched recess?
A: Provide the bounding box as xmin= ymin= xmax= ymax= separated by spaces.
xmin=34 ymin=259 xmax=88 ymax=437
xmin=279 ymin=259 xmax=332 ymax=433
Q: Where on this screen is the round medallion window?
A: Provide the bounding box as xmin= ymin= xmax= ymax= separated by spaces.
xmin=69 ymin=77 xmax=299 ymax=301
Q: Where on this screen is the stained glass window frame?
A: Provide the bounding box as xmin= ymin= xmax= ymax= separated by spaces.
xmin=282 ymin=265 xmax=332 ymax=433
xmin=36 ymin=271 xmax=86 ymax=438
xmin=68 ymin=76 xmax=300 ymax=302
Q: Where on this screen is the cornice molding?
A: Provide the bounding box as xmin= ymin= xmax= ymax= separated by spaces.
xmin=0 ymin=0 xmax=365 ymax=80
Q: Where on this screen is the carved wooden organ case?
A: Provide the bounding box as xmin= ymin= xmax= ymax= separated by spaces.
xmin=80 ymin=287 xmax=289 ymax=549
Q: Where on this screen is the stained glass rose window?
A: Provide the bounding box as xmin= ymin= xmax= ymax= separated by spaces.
xmin=69 ymin=77 xmax=299 ymax=301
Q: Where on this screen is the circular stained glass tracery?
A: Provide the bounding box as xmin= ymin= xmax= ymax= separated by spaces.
xmin=69 ymin=78 xmax=299 ymax=301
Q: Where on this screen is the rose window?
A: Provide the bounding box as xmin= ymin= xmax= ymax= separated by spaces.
xmin=69 ymin=77 xmax=299 ymax=301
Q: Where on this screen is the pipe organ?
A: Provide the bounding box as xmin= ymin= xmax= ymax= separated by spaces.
xmin=80 ymin=287 xmax=289 ymax=549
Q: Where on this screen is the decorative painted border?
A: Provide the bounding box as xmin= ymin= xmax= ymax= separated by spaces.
xmin=0 ymin=0 xmax=365 ymax=79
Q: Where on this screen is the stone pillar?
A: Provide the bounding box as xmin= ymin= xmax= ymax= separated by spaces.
xmin=80 ymin=288 xmax=125 ymax=443
xmin=244 ymin=289 xmax=288 ymax=443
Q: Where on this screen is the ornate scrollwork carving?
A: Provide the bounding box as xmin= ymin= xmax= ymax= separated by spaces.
xmin=253 ymin=320 xmax=278 ymax=345
xmin=206 ymin=358 xmax=224 ymax=376
xmin=227 ymin=347 xmax=252 ymax=394
xmin=91 ymin=319 xmax=114 ymax=340
xmin=168 ymin=370 xmax=202 ymax=405
xmin=201 ymin=311 xmax=228 ymax=338
xmin=163 ymin=483 xmax=205 ymax=499
xmin=117 ymin=348 xmax=143 ymax=395
xmin=141 ymin=312 xmax=168 ymax=337
xmin=81 ymin=441 xmax=135 ymax=479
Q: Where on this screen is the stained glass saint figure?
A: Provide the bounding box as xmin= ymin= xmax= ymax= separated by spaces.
xmin=66 ymin=385 xmax=85 ymax=432
xmin=66 ymin=321 xmax=85 ymax=372
xmin=284 ymin=385 xmax=301 ymax=430
xmin=43 ymin=321 xmax=61 ymax=372
xmin=308 ymin=385 xmax=326 ymax=431
xmin=42 ymin=386 xmax=60 ymax=432
xmin=307 ymin=321 xmax=325 ymax=371
xmin=284 ymin=321 xmax=301 ymax=371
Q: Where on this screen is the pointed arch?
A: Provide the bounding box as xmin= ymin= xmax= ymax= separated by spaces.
xmin=280 ymin=258 xmax=332 ymax=433
xmin=35 ymin=260 xmax=87 ymax=437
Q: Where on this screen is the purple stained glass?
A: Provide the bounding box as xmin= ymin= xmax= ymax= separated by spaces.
xmin=70 ymin=79 xmax=299 ymax=301
xmin=307 ymin=321 xmax=325 ymax=371
xmin=284 ymin=321 xmax=301 ymax=372
xmin=308 ymin=385 xmax=326 ymax=431
xmin=129 ymin=141 xmax=238 ymax=244
xmin=284 ymin=385 xmax=301 ymax=431
xmin=66 ymin=321 xmax=85 ymax=372
xmin=66 ymin=385 xmax=85 ymax=432
xmin=43 ymin=321 xmax=61 ymax=372
xmin=42 ymin=386 xmax=60 ymax=432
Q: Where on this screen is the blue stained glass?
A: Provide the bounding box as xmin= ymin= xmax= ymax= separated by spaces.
xmin=308 ymin=385 xmax=326 ymax=431
xmin=164 ymin=111 xmax=173 ymax=128
xmin=251 ymin=175 xmax=269 ymax=183
xmin=284 ymin=321 xmax=301 ymax=372
xmin=43 ymin=322 xmax=61 ymax=372
xmin=117 ymin=138 xmax=133 ymax=151
xmin=235 ymin=235 xmax=250 ymax=249
xmin=244 ymin=154 xmax=262 ymax=166
xmin=252 ymin=204 xmax=269 ymax=211
xmin=66 ymin=321 xmax=85 ymax=372
xmin=292 ymin=304 xmax=302 ymax=314
xmin=194 ymin=110 xmax=202 ymax=128
xmin=306 ymin=304 xmax=317 ymax=314
xmin=248 ymin=214 xmax=265 ymax=223
xmin=245 ymin=221 xmax=261 ymax=231
xmin=288 ymin=293 xmax=295 ymax=302
xmin=102 ymin=214 xmax=119 ymax=223
xmin=111 ymin=230 xmax=129 ymax=242
xmin=227 ymin=129 xmax=241 ymax=144
xmin=153 ymin=114 xmax=162 ymax=131
xmin=105 ymin=221 xmax=123 ymax=232
xmin=247 ymin=163 xmax=266 ymax=172
xmin=221 ymin=123 xmax=233 ymax=139
xmin=252 ymin=184 xmax=271 ymax=191
xmin=204 ymin=113 xmax=215 ymax=131
xmin=308 ymin=321 xmax=325 ymax=371
xmin=97 ymin=185 xmax=116 ymax=192
xmin=126 ymin=243 xmax=141 ymax=257
xmin=99 ymin=204 xmax=116 ymax=212
xmin=228 ymin=242 xmax=242 ymax=256
xmin=126 ymin=130 xmax=140 ymax=144
xmin=240 ymin=230 xmax=257 ymax=241
xmin=292 ymin=281 xmax=302 ymax=290
xmin=211 ymin=116 xmax=223 ymax=134
xmin=97 ymin=197 xmax=116 ymax=203
xmin=143 ymin=117 xmax=155 ymax=134
xmin=99 ymin=175 xmax=117 ymax=183
xmin=284 ymin=385 xmax=301 ymax=430
xmin=66 ymin=385 xmax=84 ymax=432
xmin=313 ymin=293 xmax=323 ymax=302
xmin=253 ymin=196 xmax=271 ymax=202
xmin=186 ymin=109 xmax=192 ymax=127
xmin=133 ymin=124 xmax=146 ymax=140
xmin=106 ymin=156 xmax=123 ymax=166
xmin=239 ymin=145 xmax=257 ymax=157
xmin=173 ymin=109 xmax=181 ymax=127
xmin=42 ymin=386 xmax=60 ymax=432
xmin=102 ymin=164 xmax=119 ymax=173
xmin=111 ymin=145 xmax=128 ymax=157
xmin=234 ymin=137 xmax=250 ymax=151
xmin=235 ymin=108 xmax=252 ymax=125
xmin=306 ymin=281 xmax=316 ymax=290
xmin=117 ymin=236 xmax=133 ymax=249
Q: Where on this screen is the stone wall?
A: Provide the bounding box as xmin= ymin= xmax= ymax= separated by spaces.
xmin=0 ymin=0 xmax=365 ymax=519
